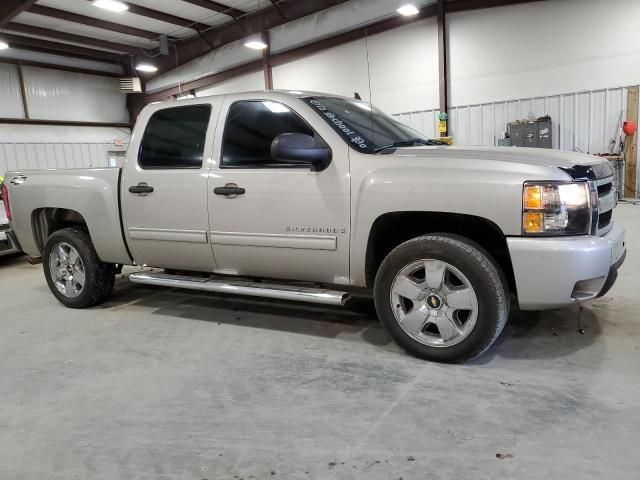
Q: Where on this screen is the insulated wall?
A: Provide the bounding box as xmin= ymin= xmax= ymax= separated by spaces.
xmin=0 ymin=65 xmax=129 ymax=175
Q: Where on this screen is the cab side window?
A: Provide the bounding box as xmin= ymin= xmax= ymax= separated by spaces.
xmin=221 ymin=100 xmax=316 ymax=168
xmin=139 ymin=105 xmax=211 ymax=169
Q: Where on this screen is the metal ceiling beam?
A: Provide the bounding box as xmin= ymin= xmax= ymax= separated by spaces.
xmin=143 ymin=0 xmax=548 ymax=103
xmin=0 ymin=0 xmax=38 ymax=29
xmin=144 ymin=5 xmax=436 ymax=102
xmin=144 ymin=60 xmax=263 ymax=103
xmin=102 ymin=2 xmax=210 ymax=31
xmin=268 ymin=0 xmax=287 ymax=21
xmin=2 ymin=33 xmax=124 ymax=63
xmin=28 ymin=5 xmax=161 ymax=41
xmin=179 ymin=0 xmax=245 ymax=18
xmin=152 ymin=0 xmax=350 ymax=75
xmin=445 ymin=0 xmax=546 ymax=12
xmin=4 ymin=23 xmax=142 ymax=55
xmin=0 ymin=56 xmax=122 ymax=77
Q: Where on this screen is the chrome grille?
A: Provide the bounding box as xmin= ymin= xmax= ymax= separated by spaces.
xmin=593 ymin=177 xmax=615 ymax=236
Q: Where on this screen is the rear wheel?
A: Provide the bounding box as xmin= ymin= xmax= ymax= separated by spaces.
xmin=374 ymin=234 xmax=509 ymax=362
xmin=43 ymin=227 xmax=115 ymax=308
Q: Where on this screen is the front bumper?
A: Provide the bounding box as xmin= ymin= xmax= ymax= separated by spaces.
xmin=507 ymin=223 xmax=626 ymax=310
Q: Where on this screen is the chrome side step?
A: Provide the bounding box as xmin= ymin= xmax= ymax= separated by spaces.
xmin=128 ymin=271 xmax=351 ymax=306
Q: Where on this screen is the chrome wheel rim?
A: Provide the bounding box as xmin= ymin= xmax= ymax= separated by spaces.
xmin=49 ymin=242 xmax=85 ymax=299
xmin=390 ymin=259 xmax=479 ymax=347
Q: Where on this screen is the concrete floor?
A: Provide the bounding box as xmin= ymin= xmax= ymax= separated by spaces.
xmin=1 ymin=204 xmax=639 ymax=480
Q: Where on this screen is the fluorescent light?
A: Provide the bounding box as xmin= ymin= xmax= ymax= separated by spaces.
xmin=0 ymin=41 xmax=8 ymax=50
xmin=93 ymin=0 xmax=129 ymax=13
xmin=244 ymin=33 xmax=268 ymax=50
xmin=397 ymin=4 xmax=419 ymax=16
xmin=135 ymin=63 xmax=157 ymax=72
xmin=244 ymin=40 xmax=268 ymax=50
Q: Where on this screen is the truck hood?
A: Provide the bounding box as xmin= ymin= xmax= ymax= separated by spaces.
xmin=389 ymin=146 xmax=612 ymax=178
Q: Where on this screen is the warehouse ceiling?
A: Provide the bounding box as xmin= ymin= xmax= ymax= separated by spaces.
xmin=0 ymin=0 xmax=543 ymax=78
xmin=0 ymin=0 xmax=308 ymax=71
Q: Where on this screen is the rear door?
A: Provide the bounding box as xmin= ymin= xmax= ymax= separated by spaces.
xmin=121 ymin=99 xmax=221 ymax=271
xmin=207 ymin=95 xmax=351 ymax=285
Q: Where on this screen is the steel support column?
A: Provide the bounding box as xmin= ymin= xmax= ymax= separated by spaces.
xmin=437 ymin=0 xmax=449 ymax=137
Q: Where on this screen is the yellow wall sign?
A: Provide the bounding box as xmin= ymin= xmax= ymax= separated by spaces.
xmin=438 ymin=120 xmax=448 ymax=133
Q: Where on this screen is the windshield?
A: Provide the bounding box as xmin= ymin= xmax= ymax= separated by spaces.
xmin=302 ymin=96 xmax=429 ymax=154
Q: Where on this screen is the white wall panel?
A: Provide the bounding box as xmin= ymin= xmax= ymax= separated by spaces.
xmin=0 ymin=64 xmax=26 ymax=119
xmin=271 ymin=18 xmax=439 ymax=113
xmin=23 ymin=67 xmax=128 ymax=123
xmin=448 ymin=0 xmax=640 ymax=106
xmin=196 ymin=71 xmax=265 ymax=97
xmin=272 ymin=39 xmax=372 ymax=102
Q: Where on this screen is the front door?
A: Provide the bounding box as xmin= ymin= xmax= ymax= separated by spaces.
xmin=121 ymin=101 xmax=220 ymax=272
xmin=207 ymin=97 xmax=351 ymax=285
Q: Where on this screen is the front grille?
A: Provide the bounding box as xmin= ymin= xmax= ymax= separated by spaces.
xmin=597 ymin=182 xmax=613 ymax=196
xmin=598 ymin=210 xmax=612 ymax=229
xmin=593 ymin=177 xmax=615 ymax=236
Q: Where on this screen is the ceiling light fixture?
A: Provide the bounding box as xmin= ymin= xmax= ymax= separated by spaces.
xmin=397 ymin=3 xmax=419 ymax=16
xmin=0 ymin=41 xmax=9 ymax=50
xmin=244 ymin=34 xmax=268 ymax=50
xmin=93 ymin=0 xmax=129 ymax=13
xmin=135 ymin=63 xmax=157 ymax=73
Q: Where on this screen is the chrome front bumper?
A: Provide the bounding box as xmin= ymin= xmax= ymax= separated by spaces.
xmin=507 ymin=223 xmax=626 ymax=310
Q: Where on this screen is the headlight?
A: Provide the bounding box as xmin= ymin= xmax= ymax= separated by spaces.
xmin=522 ymin=182 xmax=591 ymax=235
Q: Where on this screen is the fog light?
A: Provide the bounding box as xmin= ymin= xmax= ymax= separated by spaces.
xmin=523 ymin=212 xmax=544 ymax=233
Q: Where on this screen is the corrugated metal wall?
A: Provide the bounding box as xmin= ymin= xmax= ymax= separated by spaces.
xmin=394 ymin=86 xmax=634 ymax=154
xmin=0 ymin=143 xmax=126 ymax=175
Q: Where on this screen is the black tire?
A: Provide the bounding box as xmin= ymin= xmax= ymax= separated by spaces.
xmin=374 ymin=234 xmax=509 ymax=363
xmin=43 ymin=227 xmax=116 ymax=308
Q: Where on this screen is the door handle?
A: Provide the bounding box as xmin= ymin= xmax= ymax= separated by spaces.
xmin=214 ymin=184 xmax=246 ymax=196
xmin=129 ymin=183 xmax=154 ymax=194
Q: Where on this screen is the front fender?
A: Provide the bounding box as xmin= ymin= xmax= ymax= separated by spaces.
xmin=348 ymin=154 xmax=569 ymax=286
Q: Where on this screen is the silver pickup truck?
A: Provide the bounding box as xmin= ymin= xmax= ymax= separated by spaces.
xmin=3 ymin=91 xmax=626 ymax=362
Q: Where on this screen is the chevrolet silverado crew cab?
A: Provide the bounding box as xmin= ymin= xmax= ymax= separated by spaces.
xmin=3 ymin=91 xmax=626 ymax=362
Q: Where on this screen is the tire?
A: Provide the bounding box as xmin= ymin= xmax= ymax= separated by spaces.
xmin=43 ymin=227 xmax=116 ymax=308
xmin=374 ymin=234 xmax=509 ymax=363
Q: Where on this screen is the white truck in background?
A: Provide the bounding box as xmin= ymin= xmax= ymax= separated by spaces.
xmin=3 ymin=91 xmax=626 ymax=362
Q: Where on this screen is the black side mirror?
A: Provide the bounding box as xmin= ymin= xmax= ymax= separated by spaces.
xmin=271 ymin=133 xmax=332 ymax=169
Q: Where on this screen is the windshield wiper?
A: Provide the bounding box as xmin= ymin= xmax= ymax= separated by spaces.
xmin=374 ymin=138 xmax=448 ymax=153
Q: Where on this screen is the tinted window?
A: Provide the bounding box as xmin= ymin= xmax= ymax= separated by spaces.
xmin=302 ymin=96 xmax=428 ymax=154
xmin=222 ymin=100 xmax=316 ymax=168
xmin=139 ymin=105 xmax=211 ymax=169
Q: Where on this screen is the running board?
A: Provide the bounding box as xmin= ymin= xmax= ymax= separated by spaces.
xmin=128 ymin=272 xmax=351 ymax=306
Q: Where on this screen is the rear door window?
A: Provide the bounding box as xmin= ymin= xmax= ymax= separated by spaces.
xmin=139 ymin=105 xmax=211 ymax=169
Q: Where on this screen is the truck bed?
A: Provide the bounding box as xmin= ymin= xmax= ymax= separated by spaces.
xmin=5 ymin=168 xmax=131 ymax=264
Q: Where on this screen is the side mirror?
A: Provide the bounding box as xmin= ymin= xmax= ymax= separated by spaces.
xmin=271 ymin=133 xmax=332 ymax=169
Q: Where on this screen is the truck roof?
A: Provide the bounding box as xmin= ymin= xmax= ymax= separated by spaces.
xmin=162 ymin=90 xmax=353 ymax=105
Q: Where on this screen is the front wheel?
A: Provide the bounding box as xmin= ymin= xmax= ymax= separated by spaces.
xmin=43 ymin=227 xmax=116 ymax=308
xmin=374 ymin=234 xmax=509 ymax=363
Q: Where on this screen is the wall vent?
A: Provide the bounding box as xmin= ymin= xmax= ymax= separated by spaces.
xmin=119 ymin=77 xmax=142 ymax=93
